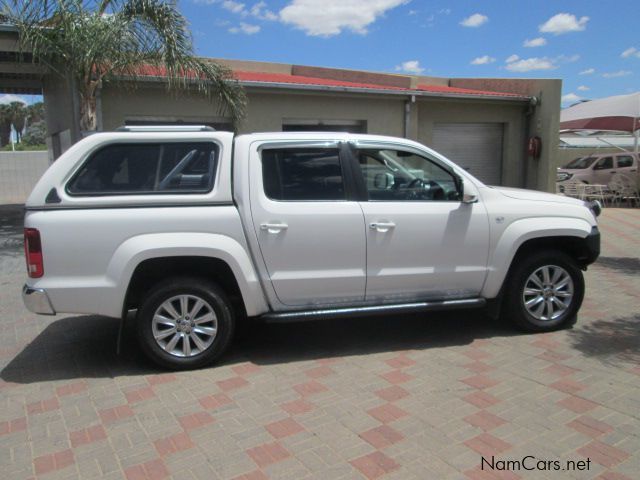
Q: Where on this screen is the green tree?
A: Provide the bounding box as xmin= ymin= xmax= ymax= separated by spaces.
xmin=1 ymin=1 xmax=246 ymax=132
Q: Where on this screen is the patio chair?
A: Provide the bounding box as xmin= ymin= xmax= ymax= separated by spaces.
xmin=561 ymin=179 xmax=585 ymax=199
xmin=609 ymin=174 xmax=640 ymax=207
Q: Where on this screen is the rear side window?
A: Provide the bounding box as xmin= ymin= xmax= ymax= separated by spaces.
xmin=261 ymin=148 xmax=346 ymax=201
xmin=616 ymin=155 xmax=634 ymax=168
xmin=67 ymin=142 xmax=218 ymax=195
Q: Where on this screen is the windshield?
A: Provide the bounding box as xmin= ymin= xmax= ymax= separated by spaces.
xmin=563 ymin=157 xmax=597 ymax=169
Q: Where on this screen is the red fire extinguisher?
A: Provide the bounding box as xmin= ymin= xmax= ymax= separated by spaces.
xmin=528 ymin=136 xmax=542 ymax=158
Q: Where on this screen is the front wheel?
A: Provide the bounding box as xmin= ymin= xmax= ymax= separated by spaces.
xmin=502 ymin=250 xmax=585 ymax=332
xmin=136 ymin=277 xmax=235 ymax=370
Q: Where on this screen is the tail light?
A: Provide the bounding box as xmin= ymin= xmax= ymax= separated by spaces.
xmin=24 ymin=228 xmax=44 ymax=278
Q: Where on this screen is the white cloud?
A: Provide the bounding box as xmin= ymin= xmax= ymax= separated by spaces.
xmin=579 ymin=68 xmax=595 ymax=75
xmin=0 ymin=94 xmax=28 ymax=105
xmin=577 ymin=85 xmax=590 ymax=91
xmin=539 ymin=13 xmax=589 ymax=35
xmin=460 ymin=13 xmax=488 ymax=27
xmin=470 ymin=55 xmax=496 ymax=65
xmin=561 ymin=93 xmax=582 ymax=104
xmin=505 ymin=57 xmax=556 ymax=72
xmin=557 ymin=54 xmax=580 ymax=63
xmin=395 ymin=60 xmax=424 ymax=74
xmin=621 ymin=47 xmax=640 ymax=59
xmin=523 ymin=37 xmax=547 ymax=47
xmin=279 ymin=0 xmax=408 ymax=37
xmin=251 ymin=1 xmax=278 ymax=20
xmin=602 ymin=70 xmax=632 ymax=78
xmin=228 ymin=22 xmax=261 ymax=34
xmin=506 ymin=54 xmax=519 ymax=63
xmin=221 ymin=0 xmax=246 ymax=14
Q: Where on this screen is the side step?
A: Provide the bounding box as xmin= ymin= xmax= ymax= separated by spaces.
xmin=261 ymin=298 xmax=486 ymax=324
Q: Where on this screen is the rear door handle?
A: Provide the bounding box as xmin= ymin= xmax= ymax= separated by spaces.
xmin=260 ymin=222 xmax=288 ymax=233
xmin=370 ymin=221 xmax=396 ymax=232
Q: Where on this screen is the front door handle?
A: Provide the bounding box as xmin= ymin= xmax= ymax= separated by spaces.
xmin=369 ymin=221 xmax=396 ymax=232
xmin=260 ymin=222 xmax=288 ymax=233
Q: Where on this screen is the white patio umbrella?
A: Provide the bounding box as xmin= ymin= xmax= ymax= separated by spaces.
xmin=560 ymin=91 xmax=640 ymax=153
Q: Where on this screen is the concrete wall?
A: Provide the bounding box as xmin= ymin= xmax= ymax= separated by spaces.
xmin=0 ymin=151 xmax=49 ymax=204
xmin=101 ymin=85 xmax=407 ymax=137
xmin=449 ymin=78 xmax=562 ymax=192
xmin=417 ymin=98 xmax=526 ymax=187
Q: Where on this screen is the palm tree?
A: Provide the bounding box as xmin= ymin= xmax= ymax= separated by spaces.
xmin=1 ymin=1 xmax=246 ymax=132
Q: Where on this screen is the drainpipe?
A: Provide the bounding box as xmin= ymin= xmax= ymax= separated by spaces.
xmin=404 ymin=95 xmax=415 ymax=139
xmin=523 ymin=95 xmax=539 ymax=188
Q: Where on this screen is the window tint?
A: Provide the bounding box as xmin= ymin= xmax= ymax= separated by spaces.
xmin=616 ymin=155 xmax=634 ymax=168
xmin=262 ymin=148 xmax=346 ymax=201
xmin=593 ymin=157 xmax=613 ymax=170
xmin=356 ymin=149 xmax=460 ymax=201
xmin=67 ymin=143 xmax=217 ymax=195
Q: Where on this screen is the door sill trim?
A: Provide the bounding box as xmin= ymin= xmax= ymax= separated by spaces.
xmin=260 ymin=298 xmax=486 ymax=323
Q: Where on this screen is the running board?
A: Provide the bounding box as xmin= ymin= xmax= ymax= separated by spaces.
xmin=261 ymin=298 xmax=486 ymax=324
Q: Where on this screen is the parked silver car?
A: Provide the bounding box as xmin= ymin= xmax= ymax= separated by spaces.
xmin=557 ymin=152 xmax=638 ymax=184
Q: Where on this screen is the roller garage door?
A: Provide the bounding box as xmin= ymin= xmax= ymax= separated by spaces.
xmin=432 ymin=123 xmax=504 ymax=185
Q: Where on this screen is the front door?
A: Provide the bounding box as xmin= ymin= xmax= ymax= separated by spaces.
xmin=592 ymin=156 xmax=614 ymax=184
xmin=249 ymin=144 xmax=366 ymax=307
xmin=352 ymin=145 xmax=490 ymax=302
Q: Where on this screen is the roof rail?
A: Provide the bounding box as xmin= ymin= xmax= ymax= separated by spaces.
xmin=115 ymin=125 xmax=216 ymax=132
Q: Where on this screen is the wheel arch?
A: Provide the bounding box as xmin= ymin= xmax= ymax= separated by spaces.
xmin=108 ymin=233 xmax=269 ymax=318
xmin=482 ymin=217 xmax=594 ymax=299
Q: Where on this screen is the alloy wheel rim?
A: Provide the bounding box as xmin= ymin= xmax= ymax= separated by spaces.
xmin=152 ymin=294 xmax=218 ymax=357
xmin=522 ymin=265 xmax=574 ymax=321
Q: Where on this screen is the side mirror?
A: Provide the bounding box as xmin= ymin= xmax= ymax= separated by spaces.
xmin=455 ymin=174 xmax=478 ymax=203
xmin=374 ymin=172 xmax=394 ymax=189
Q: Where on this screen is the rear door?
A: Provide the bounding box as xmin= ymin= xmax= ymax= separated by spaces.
xmin=614 ymin=154 xmax=637 ymax=178
xmin=248 ymin=143 xmax=366 ymax=307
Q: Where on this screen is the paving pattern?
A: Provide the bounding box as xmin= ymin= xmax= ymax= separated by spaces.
xmin=0 ymin=205 xmax=638 ymax=480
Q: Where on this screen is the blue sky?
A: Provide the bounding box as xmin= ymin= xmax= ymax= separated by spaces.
xmin=183 ymin=0 xmax=639 ymax=106
xmin=1 ymin=0 xmax=637 ymax=107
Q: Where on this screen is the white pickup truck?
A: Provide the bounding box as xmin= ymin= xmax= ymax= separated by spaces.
xmin=23 ymin=126 xmax=600 ymax=369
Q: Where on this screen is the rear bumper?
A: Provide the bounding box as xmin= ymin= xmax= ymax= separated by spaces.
xmin=22 ymin=285 xmax=56 ymax=315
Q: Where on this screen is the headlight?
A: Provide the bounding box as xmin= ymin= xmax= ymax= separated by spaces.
xmin=586 ymin=200 xmax=601 ymax=217
xmin=556 ymin=172 xmax=573 ymax=182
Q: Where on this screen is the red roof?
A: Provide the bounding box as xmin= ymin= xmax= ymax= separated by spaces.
xmin=416 ymin=84 xmax=525 ymax=98
xmin=235 ymin=70 xmax=408 ymax=91
xmin=133 ymin=65 xmax=528 ymax=100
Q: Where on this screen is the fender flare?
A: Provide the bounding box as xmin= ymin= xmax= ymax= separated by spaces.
xmin=481 ymin=217 xmax=593 ymax=299
xmin=106 ymin=232 xmax=268 ymax=317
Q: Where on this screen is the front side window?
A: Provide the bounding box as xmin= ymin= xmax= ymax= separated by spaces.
xmin=616 ymin=155 xmax=634 ymax=168
xmin=262 ymin=148 xmax=346 ymax=201
xmin=593 ymin=157 xmax=613 ymax=170
xmin=67 ymin=142 xmax=218 ymax=195
xmin=356 ymin=148 xmax=460 ymax=201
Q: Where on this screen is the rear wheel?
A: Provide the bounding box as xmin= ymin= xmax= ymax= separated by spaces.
xmin=137 ymin=277 xmax=235 ymax=370
xmin=503 ymin=250 xmax=584 ymax=332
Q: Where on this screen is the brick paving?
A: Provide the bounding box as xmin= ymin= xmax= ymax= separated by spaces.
xmin=0 ymin=206 xmax=639 ymax=480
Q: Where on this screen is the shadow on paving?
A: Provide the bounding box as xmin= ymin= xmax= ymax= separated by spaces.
xmin=2 ymin=310 xmax=524 ymax=383
xmin=596 ymin=256 xmax=640 ymax=275
xmin=568 ymin=314 xmax=640 ymax=367
xmin=0 ymin=204 xmax=24 ymax=255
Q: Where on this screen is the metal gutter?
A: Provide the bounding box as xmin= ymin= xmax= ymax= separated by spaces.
xmin=129 ymin=75 xmax=530 ymax=103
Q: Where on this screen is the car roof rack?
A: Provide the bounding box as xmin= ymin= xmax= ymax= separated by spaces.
xmin=116 ymin=125 xmax=216 ymax=132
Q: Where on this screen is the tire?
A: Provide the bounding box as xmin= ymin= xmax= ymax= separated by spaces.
xmin=136 ymin=277 xmax=235 ymax=370
xmin=502 ymin=250 xmax=584 ymax=332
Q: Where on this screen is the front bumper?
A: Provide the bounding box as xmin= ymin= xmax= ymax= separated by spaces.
xmin=22 ymin=285 xmax=56 ymax=315
xmin=583 ymin=226 xmax=601 ymax=266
